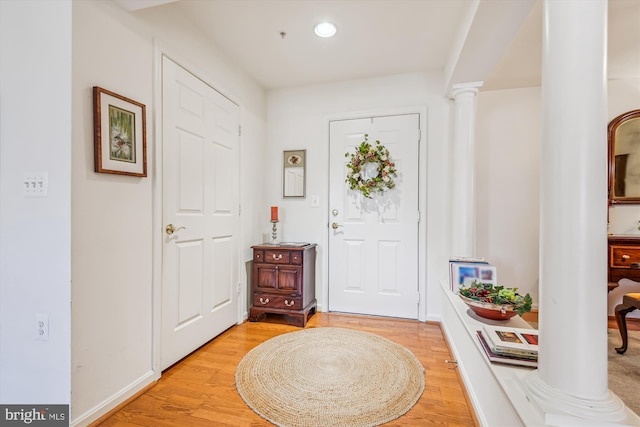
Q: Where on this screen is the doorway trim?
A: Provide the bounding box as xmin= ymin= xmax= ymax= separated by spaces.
xmin=151 ymin=40 xmax=245 ymax=378
xmin=322 ymin=106 xmax=428 ymax=321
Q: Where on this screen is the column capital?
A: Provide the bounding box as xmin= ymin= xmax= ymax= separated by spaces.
xmin=449 ymin=81 xmax=484 ymax=100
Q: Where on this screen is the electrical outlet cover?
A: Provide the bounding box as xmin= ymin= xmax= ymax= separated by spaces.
xmin=36 ymin=313 xmax=49 ymax=341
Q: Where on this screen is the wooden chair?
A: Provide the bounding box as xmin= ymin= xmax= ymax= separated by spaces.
xmin=614 ymin=293 xmax=640 ymax=354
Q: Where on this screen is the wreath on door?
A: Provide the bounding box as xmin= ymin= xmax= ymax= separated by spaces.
xmin=345 ymin=134 xmax=397 ymax=198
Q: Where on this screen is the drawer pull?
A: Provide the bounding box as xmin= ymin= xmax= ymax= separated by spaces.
xmin=259 ymin=297 xmax=270 ymax=305
xmin=272 ymin=253 xmax=283 ymax=260
xmin=622 ymin=254 xmax=631 ymax=260
xmin=284 ymin=300 xmax=294 ymax=307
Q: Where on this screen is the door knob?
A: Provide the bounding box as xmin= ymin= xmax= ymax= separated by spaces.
xmin=331 ymin=222 xmax=343 ymax=230
xmin=165 ymin=224 xmax=186 ymax=235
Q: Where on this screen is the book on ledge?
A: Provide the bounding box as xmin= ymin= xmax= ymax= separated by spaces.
xmin=482 ymin=325 xmax=539 ymax=358
xmin=476 ymin=331 xmax=538 ymax=368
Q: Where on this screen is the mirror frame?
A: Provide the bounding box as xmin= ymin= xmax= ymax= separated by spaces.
xmin=609 ymin=109 xmax=640 ymax=204
xmin=282 ymin=149 xmax=306 ymax=198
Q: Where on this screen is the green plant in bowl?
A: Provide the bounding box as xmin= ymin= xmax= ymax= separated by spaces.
xmin=458 ymin=281 xmax=532 ymax=316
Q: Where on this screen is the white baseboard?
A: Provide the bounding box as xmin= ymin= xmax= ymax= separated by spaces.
xmin=71 ymin=370 xmax=155 ymax=427
xmin=425 ymin=314 xmax=442 ymax=323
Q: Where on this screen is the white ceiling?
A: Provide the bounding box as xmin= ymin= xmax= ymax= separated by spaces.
xmin=483 ymin=0 xmax=640 ymax=91
xmin=177 ymin=0 xmax=471 ymax=89
xmin=130 ymin=0 xmax=640 ymax=92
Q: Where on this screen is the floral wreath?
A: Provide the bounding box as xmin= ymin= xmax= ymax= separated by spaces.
xmin=345 ymin=134 xmax=397 ymax=198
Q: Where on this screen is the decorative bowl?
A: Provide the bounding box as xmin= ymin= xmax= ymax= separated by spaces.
xmin=459 ymin=295 xmax=517 ymax=320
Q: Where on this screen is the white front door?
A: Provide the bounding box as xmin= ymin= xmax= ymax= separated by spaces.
xmin=328 ymin=114 xmax=420 ymax=319
xmin=161 ymin=56 xmax=240 ymax=369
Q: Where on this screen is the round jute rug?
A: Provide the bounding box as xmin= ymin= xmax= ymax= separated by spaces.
xmin=235 ymin=327 xmax=425 ymax=427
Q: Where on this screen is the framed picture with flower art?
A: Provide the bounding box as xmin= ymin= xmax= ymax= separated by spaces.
xmin=93 ymin=86 xmax=147 ymax=177
xmin=283 ymin=149 xmax=306 ymax=198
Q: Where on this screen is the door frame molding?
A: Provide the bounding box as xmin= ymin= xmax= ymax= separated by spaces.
xmin=323 ymin=106 xmax=428 ymax=321
xmin=151 ymin=40 xmax=244 ymax=378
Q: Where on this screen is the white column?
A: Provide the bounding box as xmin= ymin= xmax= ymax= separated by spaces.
xmin=450 ymin=82 xmax=483 ymax=258
xmin=522 ymin=1 xmax=629 ymax=423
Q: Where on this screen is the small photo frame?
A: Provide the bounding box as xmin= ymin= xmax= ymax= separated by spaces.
xmin=450 ymin=262 xmax=497 ymax=292
xmin=283 ymin=149 xmax=306 ymax=198
xmin=93 ymin=86 xmax=147 ymax=177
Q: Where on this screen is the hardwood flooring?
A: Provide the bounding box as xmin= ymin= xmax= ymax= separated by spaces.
xmin=95 ymin=313 xmax=478 ymax=427
xmin=525 ymin=311 xmax=640 ymax=332
xmin=608 ymin=316 xmax=640 ymax=331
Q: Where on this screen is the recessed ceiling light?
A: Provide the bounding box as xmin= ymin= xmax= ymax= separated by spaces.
xmin=314 ymin=22 xmax=337 ymax=38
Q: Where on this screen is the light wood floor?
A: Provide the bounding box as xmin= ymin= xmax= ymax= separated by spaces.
xmin=95 ymin=312 xmax=478 ymax=427
xmin=608 ymin=316 xmax=640 ymax=331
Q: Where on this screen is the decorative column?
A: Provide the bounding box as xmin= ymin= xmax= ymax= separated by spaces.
xmin=522 ymin=0 xmax=629 ymax=423
xmin=449 ymin=82 xmax=483 ymax=258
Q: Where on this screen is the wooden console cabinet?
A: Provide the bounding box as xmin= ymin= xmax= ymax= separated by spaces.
xmin=249 ymin=243 xmax=317 ymax=327
xmin=608 ymin=236 xmax=640 ymax=282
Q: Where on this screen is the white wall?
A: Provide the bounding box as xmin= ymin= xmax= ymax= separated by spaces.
xmin=606 ymin=77 xmax=640 ymax=318
xmin=0 ymin=0 xmax=72 ymax=404
xmin=476 ymin=87 xmax=542 ymax=305
xmin=266 ymin=72 xmax=451 ymax=320
xmin=71 ymin=2 xmax=154 ymax=423
xmin=607 ymin=78 xmax=640 ymax=236
xmin=2 ymin=0 xmax=631 ymax=422
xmin=475 ymin=78 xmax=640 ymax=316
xmin=267 ymin=73 xmax=633 ymax=322
xmin=71 ymin=1 xmax=266 ymax=424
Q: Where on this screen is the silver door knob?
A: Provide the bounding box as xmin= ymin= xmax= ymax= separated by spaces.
xmin=331 ymin=222 xmax=343 ymax=230
xmin=165 ymin=224 xmax=186 ymax=235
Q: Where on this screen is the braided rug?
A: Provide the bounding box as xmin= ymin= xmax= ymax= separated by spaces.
xmin=235 ymin=327 xmax=425 ymax=427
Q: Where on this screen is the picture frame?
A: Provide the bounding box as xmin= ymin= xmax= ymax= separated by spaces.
xmin=93 ymin=86 xmax=147 ymax=177
xmin=283 ymin=149 xmax=306 ymax=198
xmin=450 ymin=262 xmax=497 ymax=292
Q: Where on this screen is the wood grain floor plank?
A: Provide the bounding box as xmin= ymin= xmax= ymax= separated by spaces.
xmin=95 ymin=313 xmax=478 ymax=427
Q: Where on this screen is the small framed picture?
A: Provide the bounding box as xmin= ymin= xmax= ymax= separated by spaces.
xmin=450 ymin=262 xmax=497 ymax=292
xmin=93 ymin=86 xmax=147 ymax=177
xmin=283 ymin=149 xmax=306 ymax=198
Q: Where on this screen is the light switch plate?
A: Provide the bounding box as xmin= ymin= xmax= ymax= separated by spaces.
xmin=24 ymin=172 xmax=48 ymax=197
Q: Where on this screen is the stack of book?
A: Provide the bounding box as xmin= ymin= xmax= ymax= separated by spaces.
xmin=476 ymin=325 xmax=538 ymax=368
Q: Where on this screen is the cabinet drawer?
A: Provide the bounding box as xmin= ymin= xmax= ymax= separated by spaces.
xmin=252 ymin=294 xmax=301 ymax=310
xmin=290 ymin=251 xmax=303 ymax=265
xmin=610 ymin=245 xmax=640 ymax=268
xmin=264 ymin=250 xmax=290 ymax=264
xmin=253 ymin=250 xmax=264 ymax=263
